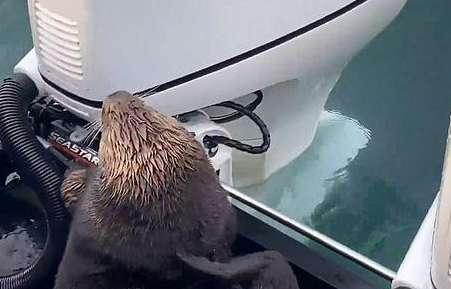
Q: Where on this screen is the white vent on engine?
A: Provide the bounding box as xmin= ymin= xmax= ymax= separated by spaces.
xmin=34 ymin=2 xmax=83 ymax=80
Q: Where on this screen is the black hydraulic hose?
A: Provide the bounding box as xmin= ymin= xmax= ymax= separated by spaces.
xmin=203 ymin=101 xmax=270 ymax=154
xmin=0 ymin=74 xmax=69 ymax=289
xmin=210 ymin=91 xmax=263 ymax=124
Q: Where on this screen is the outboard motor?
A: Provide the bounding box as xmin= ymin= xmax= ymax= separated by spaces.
xmin=17 ymin=0 xmax=408 ymax=187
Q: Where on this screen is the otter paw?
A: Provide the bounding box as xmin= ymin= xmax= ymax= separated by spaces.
xmin=61 ymin=168 xmax=88 ymax=211
xmin=250 ymin=251 xmax=299 ymax=289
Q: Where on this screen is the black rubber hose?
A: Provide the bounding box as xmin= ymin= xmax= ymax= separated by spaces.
xmin=210 ymin=91 xmax=263 ymax=124
xmin=0 ymin=74 xmax=69 ymax=289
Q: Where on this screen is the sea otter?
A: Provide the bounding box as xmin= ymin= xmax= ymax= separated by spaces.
xmin=56 ymin=91 xmax=299 ymax=289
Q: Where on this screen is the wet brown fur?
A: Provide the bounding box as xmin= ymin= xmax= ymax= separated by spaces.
xmin=61 ymin=168 xmax=89 ymax=213
xmin=55 ymin=91 xmax=298 ymax=289
xmin=98 ymin=93 xmax=199 ymax=213
xmin=55 ymin=91 xmax=237 ymax=289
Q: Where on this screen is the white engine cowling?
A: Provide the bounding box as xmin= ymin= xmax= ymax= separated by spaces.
xmin=17 ymin=0 xmax=407 ymax=187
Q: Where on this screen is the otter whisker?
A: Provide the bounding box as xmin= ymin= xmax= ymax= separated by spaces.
xmin=83 ymin=122 xmax=97 ymax=131
xmin=82 ymin=121 xmax=102 ymax=143
xmin=83 ymin=119 xmax=101 ymax=130
xmin=83 ymin=127 xmax=98 ymax=145
xmin=83 ymin=123 xmax=102 ymax=145
xmin=135 ymin=84 xmax=161 ymax=98
xmin=88 ymin=125 xmax=103 ymax=148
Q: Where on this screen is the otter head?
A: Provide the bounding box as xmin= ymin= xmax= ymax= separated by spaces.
xmin=98 ymin=91 xmax=199 ymax=207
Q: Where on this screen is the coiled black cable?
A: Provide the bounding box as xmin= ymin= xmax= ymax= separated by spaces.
xmin=203 ymin=99 xmax=270 ymax=155
xmin=210 ymin=91 xmax=263 ymax=124
xmin=0 ymin=74 xmax=69 ymax=289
